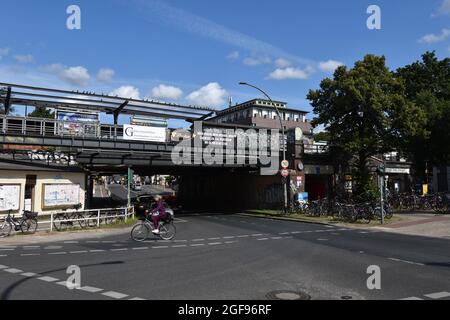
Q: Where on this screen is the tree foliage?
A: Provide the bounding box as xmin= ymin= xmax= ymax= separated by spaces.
xmin=28 ymin=106 xmax=55 ymax=119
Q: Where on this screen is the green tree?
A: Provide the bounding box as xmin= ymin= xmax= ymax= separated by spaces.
xmin=28 ymin=106 xmax=55 ymax=119
xmin=307 ymin=54 xmax=418 ymax=198
xmin=396 ymin=51 xmax=450 ymax=179
xmin=313 ymin=131 xmax=330 ymax=142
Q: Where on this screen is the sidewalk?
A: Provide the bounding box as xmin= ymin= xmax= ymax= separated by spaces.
xmin=373 ymin=213 xmax=450 ymax=240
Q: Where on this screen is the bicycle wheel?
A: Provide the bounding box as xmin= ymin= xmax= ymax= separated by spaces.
xmin=74 ymin=214 xmax=87 ymax=229
xmin=20 ymin=219 xmax=38 ymax=234
xmin=53 ymin=214 xmax=69 ymax=231
xmin=131 ymin=223 xmax=149 ymax=242
xmin=159 ymin=222 xmax=176 ymax=241
xmin=87 ymin=213 xmax=99 ymax=228
xmin=0 ymin=222 xmax=12 ymax=238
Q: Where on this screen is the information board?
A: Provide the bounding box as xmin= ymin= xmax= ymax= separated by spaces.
xmin=43 ymin=184 xmax=80 ymax=209
xmin=0 ymin=184 xmax=21 ymax=212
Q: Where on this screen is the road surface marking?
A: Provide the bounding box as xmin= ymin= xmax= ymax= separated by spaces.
xmin=399 ymin=297 xmax=423 ymax=300
xmin=102 ymin=241 xmax=116 ymax=243
xmin=225 ymin=241 xmax=237 ymax=244
xmin=21 ymin=253 xmax=40 ymax=257
xmin=110 ymin=248 xmax=128 ymax=252
xmin=257 ymin=238 xmax=269 ymax=241
xmin=49 ymin=252 xmax=67 ymax=255
xmin=237 ymin=235 xmax=249 ymax=238
xmin=271 ymin=237 xmax=283 ymax=240
xmin=278 ymin=232 xmax=290 ymax=235
xmin=208 ymin=237 xmax=221 ymax=240
xmin=21 ymin=272 xmax=38 ymax=277
xmin=132 ymin=247 xmax=149 ymax=250
xmin=56 ymin=281 xmax=68 ymax=286
xmin=0 ymin=255 xmax=8 ymax=257
xmin=86 ymin=241 xmax=100 ymax=243
xmin=223 ymin=236 xmax=235 ymax=239
xmin=64 ymin=241 xmax=79 ymax=244
xmin=23 ymin=246 xmax=40 ymax=249
xmin=44 ymin=246 xmax=63 ymax=250
xmin=79 ymin=286 xmax=103 ymax=293
xmin=0 ymin=264 xmax=8 ymax=269
xmin=4 ymin=268 xmax=23 ymax=274
xmin=174 ymin=240 xmax=188 ymax=243
xmin=0 ymin=249 xmax=14 ymax=252
xmin=388 ymin=258 xmax=424 ymax=266
xmin=190 ymin=244 xmax=205 ymax=247
xmin=89 ymin=249 xmax=106 ymax=253
xmin=424 ymin=292 xmax=450 ymax=299
xmin=172 ymin=245 xmax=187 ymax=248
xmin=192 ymin=239 xmax=205 ymax=242
xmin=102 ymin=291 xmax=129 ymax=299
xmin=208 ymin=242 xmax=222 ymax=246
xmin=152 ymin=246 xmax=169 ymax=249
xmin=252 ymin=234 xmax=263 ymax=237
xmin=129 ymin=297 xmax=146 ymax=300
xmin=290 ymin=231 xmax=302 ymax=234
xmin=38 ymin=276 xmax=59 ymax=282
xmin=70 ymin=250 xmax=88 ymax=254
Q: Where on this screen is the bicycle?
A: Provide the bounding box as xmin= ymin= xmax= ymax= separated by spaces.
xmin=0 ymin=210 xmax=39 ymax=237
xmin=53 ymin=204 xmax=87 ymax=231
xmin=131 ymin=214 xmax=176 ymax=242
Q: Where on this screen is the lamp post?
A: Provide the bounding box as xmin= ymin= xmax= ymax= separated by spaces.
xmin=239 ymin=82 xmax=288 ymax=212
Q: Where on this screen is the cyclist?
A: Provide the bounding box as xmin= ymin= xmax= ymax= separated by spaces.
xmin=148 ymin=195 xmax=167 ymax=235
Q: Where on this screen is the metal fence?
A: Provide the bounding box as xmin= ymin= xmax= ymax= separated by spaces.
xmin=0 ymin=206 xmax=135 ymax=234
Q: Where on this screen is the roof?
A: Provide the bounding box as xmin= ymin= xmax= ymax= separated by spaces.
xmin=215 ymin=99 xmax=309 ymax=117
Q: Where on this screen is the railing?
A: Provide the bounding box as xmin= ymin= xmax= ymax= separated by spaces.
xmin=0 ymin=115 xmax=127 ymax=141
xmin=0 ymin=206 xmax=135 ymax=234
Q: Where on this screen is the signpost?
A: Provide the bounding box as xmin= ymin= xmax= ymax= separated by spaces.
xmin=281 ymin=160 xmax=289 ymax=169
xmin=281 ymin=169 xmax=289 ymax=178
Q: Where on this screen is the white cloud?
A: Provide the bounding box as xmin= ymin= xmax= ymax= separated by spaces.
xmin=41 ymin=64 xmax=90 ymax=86
xmin=418 ymin=28 xmax=450 ymax=44
xmin=97 ymin=68 xmax=115 ymax=83
xmin=136 ymin=0 xmax=313 ymax=66
xmin=243 ymin=56 xmax=272 ymax=66
xmin=267 ymin=66 xmax=315 ymax=80
xmin=227 ymin=51 xmax=240 ymax=60
xmin=0 ymin=47 xmax=9 ymax=60
xmin=14 ymin=54 xmax=34 ymax=64
xmin=186 ymin=82 xmax=227 ymax=108
xmin=318 ymin=60 xmax=345 ymax=73
xmin=275 ymin=58 xmax=292 ymax=68
xmin=438 ymin=0 xmax=450 ymax=15
xmin=109 ymin=86 xmax=141 ymax=99
xmin=151 ymin=84 xmax=183 ymax=100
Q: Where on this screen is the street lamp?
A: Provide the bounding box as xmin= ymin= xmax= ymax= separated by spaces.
xmin=239 ymin=82 xmax=288 ymax=212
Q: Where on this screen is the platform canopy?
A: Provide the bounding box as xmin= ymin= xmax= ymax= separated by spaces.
xmin=0 ymin=82 xmax=217 ymax=121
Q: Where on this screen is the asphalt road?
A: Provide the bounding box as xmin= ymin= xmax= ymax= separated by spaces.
xmin=1 ymin=214 xmax=449 ymax=300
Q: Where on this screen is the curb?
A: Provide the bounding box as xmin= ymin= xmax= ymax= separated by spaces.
xmin=239 ymin=212 xmax=343 ymax=228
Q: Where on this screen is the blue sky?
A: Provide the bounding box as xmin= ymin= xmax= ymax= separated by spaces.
xmin=0 ymin=0 xmax=449 ymax=127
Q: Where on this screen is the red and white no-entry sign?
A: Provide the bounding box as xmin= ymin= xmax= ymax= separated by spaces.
xmin=281 ymin=169 xmax=289 ymax=177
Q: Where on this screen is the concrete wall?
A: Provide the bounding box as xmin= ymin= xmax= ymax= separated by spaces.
xmin=0 ymin=170 xmax=86 ymax=214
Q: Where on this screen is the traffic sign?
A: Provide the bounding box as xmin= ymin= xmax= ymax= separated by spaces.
xmin=281 ymin=160 xmax=289 ymax=169
xmin=281 ymin=169 xmax=289 ymax=177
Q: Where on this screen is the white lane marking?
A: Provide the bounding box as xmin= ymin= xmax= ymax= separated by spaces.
xmin=129 ymin=297 xmax=146 ymax=300
xmin=0 ymin=255 xmax=8 ymax=257
xmin=225 ymin=241 xmax=237 ymax=244
xmin=359 ymin=231 xmax=369 ymax=234
xmin=208 ymin=242 xmax=222 ymax=246
xmin=21 ymin=253 xmax=40 ymax=257
xmin=48 ymin=252 xmax=67 ymax=255
xmin=0 ymin=249 xmax=14 ymax=252
xmin=424 ymin=292 xmax=450 ymax=299
xmin=257 ymin=238 xmax=269 ymax=241
xmin=102 ymin=241 xmax=116 ymax=244
xmin=271 ymin=237 xmax=283 ymax=240
xmin=4 ymin=268 xmax=23 ymax=274
xmin=110 ymin=248 xmax=128 ymax=252
xmin=399 ymin=297 xmax=423 ymax=300
xmin=102 ymin=291 xmax=129 ymax=299
xmin=278 ymin=232 xmax=290 ymax=235
xmin=70 ymin=250 xmax=88 ymax=254
xmin=79 ymin=286 xmax=103 ymax=293
xmin=174 ymin=218 xmax=188 ymax=223
xmin=132 ymin=247 xmax=149 ymax=250
xmin=56 ymin=281 xmax=68 ymax=286
xmin=252 ymin=234 xmax=263 ymax=237
xmin=284 ymin=236 xmax=293 ymax=239
xmin=44 ymin=246 xmax=63 ymax=250
xmin=23 ymin=246 xmax=40 ymax=249
xmin=174 ymin=240 xmax=188 ymax=243
xmin=38 ymin=276 xmax=59 ymax=282
xmin=208 ymin=237 xmax=221 ymax=240
xmin=291 ymin=231 xmax=302 ymax=234
xmin=89 ymin=249 xmax=106 ymax=253
xmin=172 ymin=245 xmax=187 ymax=248
xmin=388 ymin=258 xmax=424 ymax=266
xmin=237 ymin=235 xmax=249 ymax=238
xmin=223 ymin=236 xmax=235 ymax=239
xmin=21 ymin=272 xmax=38 ymax=277
xmin=0 ymin=265 xmax=9 ymax=269
xmin=86 ymin=241 xmax=100 ymax=244
xmin=152 ymin=246 xmax=168 ymax=249
xmin=192 ymin=239 xmax=205 ymax=242
xmin=190 ymin=244 xmax=205 ymax=247
xmin=64 ymin=241 xmax=79 ymax=244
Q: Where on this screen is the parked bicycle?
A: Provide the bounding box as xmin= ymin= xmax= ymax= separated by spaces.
xmin=52 ymin=204 xmax=86 ymax=231
xmin=0 ymin=210 xmax=39 ymax=237
xmin=131 ymin=213 xmax=176 ymax=242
